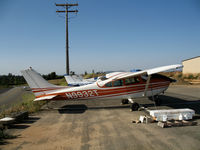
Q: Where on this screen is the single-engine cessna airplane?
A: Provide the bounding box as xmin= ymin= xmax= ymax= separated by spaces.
xmin=21 ymin=64 xmax=182 ymax=111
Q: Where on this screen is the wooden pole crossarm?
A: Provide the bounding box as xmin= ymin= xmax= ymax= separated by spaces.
xmin=55 ymin=3 xmax=78 ymax=7
xmin=56 ymin=10 xmax=78 ymax=13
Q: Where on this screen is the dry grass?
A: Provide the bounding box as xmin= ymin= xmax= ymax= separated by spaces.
xmin=48 ymin=78 xmax=68 ymax=86
xmin=160 ymin=72 xmax=200 ymax=85
xmin=0 ymin=78 xmax=67 ymax=119
xmin=0 ymin=85 xmax=10 ymax=90
xmin=0 ymin=92 xmax=45 ymax=119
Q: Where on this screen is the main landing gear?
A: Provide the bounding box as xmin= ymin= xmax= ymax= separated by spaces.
xmin=130 ymin=102 xmax=140 ymax=111
xmin=121 ymin=99 xmax=140 ymax=111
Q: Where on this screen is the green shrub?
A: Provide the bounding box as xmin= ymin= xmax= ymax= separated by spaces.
xmin=188 ymin=74 xmax=194 ymax=79
xmin=177 ymin=73 xmax=182 ymax=78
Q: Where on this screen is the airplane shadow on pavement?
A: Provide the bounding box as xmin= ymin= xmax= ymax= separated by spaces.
xmin=58 ymin=104 xmax=88 ymax=114
xmin=144 ymin=95 xmax=200 ymax=115
xmin=57 ymin=104 xmax=130 ymax=114
xmin=160 ymin=95 xmax=200 ymax=115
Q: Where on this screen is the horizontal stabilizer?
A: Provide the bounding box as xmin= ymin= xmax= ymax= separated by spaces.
xmin=34 ymin=95 xmax=57 ymax=101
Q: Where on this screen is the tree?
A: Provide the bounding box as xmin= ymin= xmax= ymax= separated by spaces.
xmin=49 ymin=72 xmax=56 ymax=79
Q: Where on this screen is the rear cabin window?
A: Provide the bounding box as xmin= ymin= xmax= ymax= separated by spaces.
xmin=125 ymin=77 xmax=140 ymax=85
xmin=113 ymin=80 xmax=123 ymax=87
xmin=105 ymin=82 xmax=112 ymax=87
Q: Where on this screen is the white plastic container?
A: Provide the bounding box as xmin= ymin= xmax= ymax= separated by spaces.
xmin=149 ymin=109 xmax=195 ymax=121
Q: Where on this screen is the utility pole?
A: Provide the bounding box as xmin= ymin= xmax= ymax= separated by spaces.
xmin=55 ymin=3 xmax=78 ymax=75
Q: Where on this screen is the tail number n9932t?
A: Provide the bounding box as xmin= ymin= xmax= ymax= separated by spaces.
xmin=65 ymin=90 xmax=98 ymax=99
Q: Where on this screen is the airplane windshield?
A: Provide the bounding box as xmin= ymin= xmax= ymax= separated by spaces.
xmin=105 ymin=82 xmax=112 ymax=87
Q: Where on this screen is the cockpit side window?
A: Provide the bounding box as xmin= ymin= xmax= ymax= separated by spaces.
xmin=125 ymin=77 xmax=140 ymax=85
xmin=105 ymin=82 xmax=112 ymax=87
xmin=113 ymin=80 xmax=123 ymax=87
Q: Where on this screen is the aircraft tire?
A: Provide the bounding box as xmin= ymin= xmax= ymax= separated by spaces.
xmin=130 ymin=102 xmax=139 ymax=111
xmin=121 ymin=99 xmax=129 ymax=104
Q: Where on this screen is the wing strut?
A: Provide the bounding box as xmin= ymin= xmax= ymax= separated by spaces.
xmin=143 ymin=75 xmax=151 ymax=97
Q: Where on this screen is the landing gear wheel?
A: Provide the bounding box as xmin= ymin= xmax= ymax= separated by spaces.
xmin=121 ymin=99 xmax=129 ymax=105
xmin=130 ymin=102 xmax=140 ymax=111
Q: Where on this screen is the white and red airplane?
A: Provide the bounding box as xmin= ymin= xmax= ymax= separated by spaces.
xmin=21 ymin=64 xmax=182 ymax=111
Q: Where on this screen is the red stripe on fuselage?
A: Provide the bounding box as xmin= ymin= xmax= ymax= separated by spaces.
xmin=35 ymin=81 xmax=170 ymax=100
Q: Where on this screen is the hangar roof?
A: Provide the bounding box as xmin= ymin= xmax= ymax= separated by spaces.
xmin=182 ymin=56 xmax=200 ymax=62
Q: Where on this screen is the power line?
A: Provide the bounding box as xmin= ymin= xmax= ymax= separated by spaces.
xmin=55 ymin=3 xmax=78 ymax=75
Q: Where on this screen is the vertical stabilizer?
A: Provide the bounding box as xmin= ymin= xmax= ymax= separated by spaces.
xmin=21 ymin=68 xmax=58 ymax=96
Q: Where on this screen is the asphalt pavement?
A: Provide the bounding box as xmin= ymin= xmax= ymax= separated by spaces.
xmin=0 ymin=85 xmax=200 ymax=150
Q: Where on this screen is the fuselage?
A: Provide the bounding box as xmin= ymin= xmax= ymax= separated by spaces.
xmin=33 ymin=74 xmax=172 ymax=101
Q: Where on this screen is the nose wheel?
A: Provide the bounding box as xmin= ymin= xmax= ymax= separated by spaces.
xmin=121 ymin=99 xmax=129 ymax=104
xmin=121 ymin=99 xmax=140 ymax=111
xmin=128 ymin=98 xmax=140 ymax=111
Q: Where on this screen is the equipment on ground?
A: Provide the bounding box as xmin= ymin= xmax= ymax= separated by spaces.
xmin=149 ymin=108 xmax=195 ymax=121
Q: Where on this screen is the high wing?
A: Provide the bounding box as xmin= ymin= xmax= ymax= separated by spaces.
xmin=109 ymin=64 xmax=183 ymax=97
xmin=114 ymin=64 xmax=183 ymax=80
xmin=97 ymin=64 xmax=183 ymax=87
